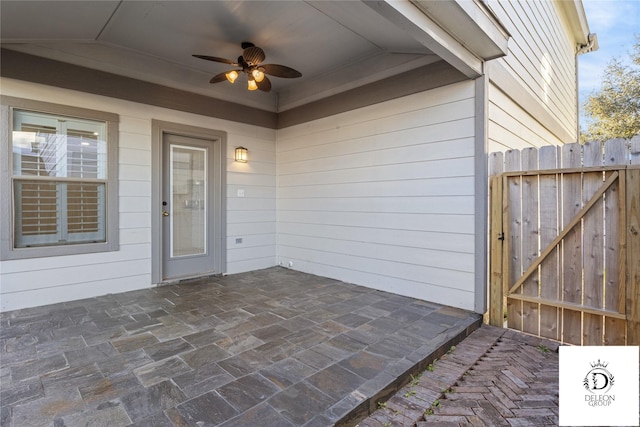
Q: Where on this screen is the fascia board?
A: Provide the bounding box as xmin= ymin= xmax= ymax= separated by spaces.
xmin=556 ymin=0 xmax=591 ymax=46
xmin=367 ymin=0 xmax=483 ymax=78
xmin=413 ymin=0 xmax=510 ymax=60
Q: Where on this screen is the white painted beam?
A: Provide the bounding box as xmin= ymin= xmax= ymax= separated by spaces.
xmin=366 ymin=0 xmax=484 ymax=78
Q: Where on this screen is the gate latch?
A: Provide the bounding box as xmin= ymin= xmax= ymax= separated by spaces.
xmin=497 ymin=232 xmax=505 ymax=241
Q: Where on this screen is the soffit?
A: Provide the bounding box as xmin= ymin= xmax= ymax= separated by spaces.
xmin=1 ymin=0 xmax=443 ymax=112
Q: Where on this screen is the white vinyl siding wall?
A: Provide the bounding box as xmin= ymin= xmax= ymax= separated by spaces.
xmin=486 ymin=0 xmax=578 ymax=147
xmin=0 ymin=78 xmax=276 ymax=311
xmin=276 ymin=81 xmax=477 ymax=310
xmin=488 ymin=83 xmax=564 ymax=152
xmin=226 ymin=133 xmax=277 ymax=273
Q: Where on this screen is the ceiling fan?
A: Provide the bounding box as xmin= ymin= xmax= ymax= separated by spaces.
xmin=193 ymin=42 xmax=302 ymax=92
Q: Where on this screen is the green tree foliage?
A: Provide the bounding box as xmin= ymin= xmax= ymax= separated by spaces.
xmin=581 ymin=36 xmax=640 ymax=142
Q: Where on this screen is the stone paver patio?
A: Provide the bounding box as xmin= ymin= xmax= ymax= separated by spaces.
xmin=0 ymin=267 xmax=481 ymax=426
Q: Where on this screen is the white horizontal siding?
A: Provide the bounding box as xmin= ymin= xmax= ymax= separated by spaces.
xmin=0 ymin=243 xmax=150 ymax=274
xmin=277 ymin=196 xmax=474 ymax=215
xmin=119 ymin=228 xmax=151 ymax=245
xmin=225 ymin=138 xmax=277 ymax=274
xmin=223 ymin=129 xmax=276 ymax=278
xmin=1 ymin=77 xmax=480 ymax=312
xmin=488 ymin=83 xmax=564 ymax=152
xmin=280 ymin=223 xmax=475 ymax=254
xmin=487 ymin=0 xmax=577 ymax=142
xmin=119 ymin=164 xmax=151 ymax=181
xmin=1 ymin=258 xmax=150 ymax=293
xmin=119 ymin=147 xmax=151 ymax=166
xmin=278 ymin=177 xmax=475 ymax=200
xmin=278 ymin=234 xmax=474 ymax=273
xmin=0 ymin=78 xmax=277 ymax=311
xmin=120 ymin=196 xmax=151 ymax=213
xmin=0 ymin=275 xmax=153 ymax=312
xmin=279 ymin=257 xmax=473 ymax=310
xmin=278 ymin=211 xmax=474 ymax=234
xmin=276 ymin=81 xmax=477 ymax=310
xmin=119 ymin=181 xmax=151 ymax=197
xmin=278 ymin=246 xmax=474 ymax=289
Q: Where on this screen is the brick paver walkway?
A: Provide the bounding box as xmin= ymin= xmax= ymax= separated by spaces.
xmin=358 ymin=325 xmax=561 ymax=427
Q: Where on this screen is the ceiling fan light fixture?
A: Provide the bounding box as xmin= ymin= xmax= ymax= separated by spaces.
xmin=225 ymin=70 xmax=239 ymax=83
xmin=194 ymin=42 xmax=302 ymax=93
xmin=252 ymin=68 xmax=265 ymax=83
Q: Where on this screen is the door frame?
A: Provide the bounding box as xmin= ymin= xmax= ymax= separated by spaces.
xmin=151 ymin=120 xmax=226 ymax=283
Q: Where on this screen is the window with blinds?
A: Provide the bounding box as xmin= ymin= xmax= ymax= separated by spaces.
xmin=12 ymin=110 xmax=107 ymax=248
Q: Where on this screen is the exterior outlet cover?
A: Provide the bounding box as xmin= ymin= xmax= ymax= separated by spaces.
xmin=237 ymin=189 xmax=245 ymax=197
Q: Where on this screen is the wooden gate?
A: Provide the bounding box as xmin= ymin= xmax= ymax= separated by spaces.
xmin=488 ymin=139 xmax=640 ymax=345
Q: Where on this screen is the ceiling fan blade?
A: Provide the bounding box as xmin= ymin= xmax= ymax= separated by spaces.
xmin=257 ymin=76 xmax=272 ymax=92
xmin=209 ymin=71 xmax=231 ymax=84
xmin=193 ymin=55 xmax=238 ymax=66
xmin=261 ymin=64 xmax=302 ymax=78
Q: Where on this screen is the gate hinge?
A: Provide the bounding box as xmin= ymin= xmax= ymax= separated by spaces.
xmin=497 ymin=232 xmax=505 ymax=241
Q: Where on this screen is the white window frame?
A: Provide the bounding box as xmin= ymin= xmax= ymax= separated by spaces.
xmin=1 ymin=96 xmax=119 ymax=260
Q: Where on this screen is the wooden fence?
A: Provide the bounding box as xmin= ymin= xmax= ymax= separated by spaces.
xmin=488 ymin=137 xmax=640 ymax=345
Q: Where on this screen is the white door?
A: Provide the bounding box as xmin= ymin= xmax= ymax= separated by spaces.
xmin=162 ymin=133 xmax=220 ymax=280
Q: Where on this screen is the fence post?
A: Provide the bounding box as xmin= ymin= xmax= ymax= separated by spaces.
xmin=489 ymin=175 xmax=504 ymax=326
xmin=626 ymin=168 xmax=640 ymax=345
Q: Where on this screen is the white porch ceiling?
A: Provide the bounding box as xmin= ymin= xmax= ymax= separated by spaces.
xmin=1 ymin=1 xmax=508 ymax=113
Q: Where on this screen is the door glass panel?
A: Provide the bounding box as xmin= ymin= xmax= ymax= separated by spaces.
xmin=170 ymin=145 xmax=207 ymax=257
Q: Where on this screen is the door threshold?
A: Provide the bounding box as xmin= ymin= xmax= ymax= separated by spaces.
xmin=158 ymin=272 xmax=221 ymax=286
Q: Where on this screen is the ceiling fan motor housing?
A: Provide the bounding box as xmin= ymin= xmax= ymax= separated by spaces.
xmin=242 ymin=46 xmax=265 ymax=66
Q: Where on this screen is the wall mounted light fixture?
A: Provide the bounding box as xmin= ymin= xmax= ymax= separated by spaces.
xmin=235 ymin=146 xmax=248 ymax=162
